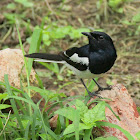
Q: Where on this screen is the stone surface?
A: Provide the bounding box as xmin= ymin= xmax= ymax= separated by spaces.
xmin=88 ymin=84 xmax=140 ymax=140
xmin=50 ymin=84 xmax=140 ymax=139
xmin=0 ymin=48 xmax=37 ymax=89
xmin=49 ymin=114 xmax=58 ymax=128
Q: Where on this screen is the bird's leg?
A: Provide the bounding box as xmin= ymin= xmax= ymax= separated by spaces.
xmin=80 ymin=79 xmax=91 ymax=96
xmin=92 ymin=78 xmax=111 ymax=93
xmin=80 ymin=79 xmax=101 ymax=97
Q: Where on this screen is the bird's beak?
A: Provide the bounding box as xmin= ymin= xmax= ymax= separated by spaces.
xmin=82 ymin=32 xmax=98 ymax=47
xmin=81 ymin=32 xmax=92 ymax=37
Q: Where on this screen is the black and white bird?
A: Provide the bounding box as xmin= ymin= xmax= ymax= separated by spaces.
xmin=25 ymin=31 xmax=117 ymax=96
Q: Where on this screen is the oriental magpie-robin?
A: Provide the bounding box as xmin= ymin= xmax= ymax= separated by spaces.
xmin=25 ymin=31 xmax=117 ymax=96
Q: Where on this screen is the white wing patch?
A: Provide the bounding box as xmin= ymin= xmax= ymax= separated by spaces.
xmin=64 ymin=51 xmax=68 ymax=57
xmin=34 ymin=59 xmax=65 ymax=63
xmin=69 ymin=53 xmax=89 ymax=65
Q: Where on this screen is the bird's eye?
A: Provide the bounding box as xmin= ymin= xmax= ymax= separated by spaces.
xmin=98 ymin=36 xmax=104 ymax=40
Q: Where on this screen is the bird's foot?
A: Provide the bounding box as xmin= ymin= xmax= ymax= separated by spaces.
xmin=95 ymin=86 xmax=112 ymax=94
xmin=88 ymin=91 xmax=102 ymax=98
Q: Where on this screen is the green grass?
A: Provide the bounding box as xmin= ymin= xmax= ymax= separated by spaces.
xmin=0 ymin=74 xmax=135 ymax=139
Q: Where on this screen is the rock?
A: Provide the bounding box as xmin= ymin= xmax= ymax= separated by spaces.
xmin=88 ymin=84 xmax=140 ymax=140
xmin=50 ymin=84 xmax=140 ymax=139
xmin=49 ymin=114 xmax=58 ymax=128
xmin=0 ymin=48 xmax=37 ymax=89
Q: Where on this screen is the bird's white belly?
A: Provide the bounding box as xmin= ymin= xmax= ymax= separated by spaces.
xmin=65 ymin=63 xmax=100 ymax=79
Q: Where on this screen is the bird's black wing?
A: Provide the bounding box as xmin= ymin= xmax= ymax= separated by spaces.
xmin=64 ymin=45 xmax=89 ymax=57
xmin=60 ymin=45 xmax=90 ymax=71
xmin=25 ymin=45 xmax=90 ymax=71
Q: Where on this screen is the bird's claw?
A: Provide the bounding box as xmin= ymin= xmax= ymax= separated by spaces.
xmin=88 ymin=92 xmax=102 ymax=98
xmin=95 ymin=86 xmax=112 ymax=94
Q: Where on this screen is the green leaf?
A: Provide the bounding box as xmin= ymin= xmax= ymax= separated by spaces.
xmin=6 ymin=95 xmax=58 ymax=139
xmin=135 ymin=131 xmax=140 ymax=140
xmin=83 ymin=128 xmax=92 ymax=140
xmin=132 ymin=12 xmax=140 ymax=23
xmin=7 ymin=3 xmax=16 ymax=9
xmin=38 ymin=133 xmax=47 ymax=140
xmin=15 ymin=138 xmax=26 ymax=140
xmin=57 ymin=75 xmax=63 ymax=81
xmin=135 ymin=26 xmax=140 ymax=35
xmin=53 ymin=63 xmax=59 ymax=74
xmin=0 ymin=104 xmax=11 ymax=110
xmin=0 ymin=93 xmax=8 ymax=102
xmin=96 ymin=121 xmax=135 ymax=140
xmin=4 ymin=13 xmax=25 ymax=24
xmin=108 ymin=0 xmax=122 ymax=9
xmin=38 ymin=62 xmax=58 ymax=74
xmin=95 ymin=136 xmax=118 ymax=140
xmin=0 ymin=118 xmax=3 ymax=129
xmin=38 ymin=134 xmax=55 ymax=140
xmin=105 ymin=103 xmax=120 ymax=120
xmin=137 ymin=107 xmax=140 ymax=115
xmin=8 ymin=119 xmax=17 ymax=128
xmin=121 ymin=20 xmax=132 ymax=25
xmin=22 ymin=120 xmax=29 ymax=129
xmin=50 ymin=29 xmax=65 ymax=39
xmin=55 ymin=107 xmax=78 ymax=121
xmin=63 ymin=123 xmax=91 ymax=135
xmin=73 ymin=109 xmax=80 ymax=140
xmin=4 ymin=74 xmax=24 ymax=130
xmin=75 ymin=99 xmax=88 ymax=118
xmin=61 ymin=26 xmax=72 ymax=34
xmin=14 ymin=0 xmax=33 ymax=7
xmin=28 ymin=27 xmax=42 ymax=76
xmin=77 ymin=28 xmax=90 ymax=34
xmin=28 ymin=86 xmax=60 ymax=101
xmin=55 ymin=103 xmax=81 ymax=139
xmin=35 ymin=74 xmax=44 ymax=89
xmin=82 ymin=101 xmax=106 ymax=126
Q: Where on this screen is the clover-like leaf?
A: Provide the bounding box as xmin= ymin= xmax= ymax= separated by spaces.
xmin=82 ymin=101 xmax=106 ymax=126
xmin=75 ymin=99 xmax=88 ymax=118
xmin=63 ymin=123 xmax=91 ymax=135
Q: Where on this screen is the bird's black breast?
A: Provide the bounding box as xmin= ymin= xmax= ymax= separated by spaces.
xmin=89 ymin=49 xmax=117 ymax=74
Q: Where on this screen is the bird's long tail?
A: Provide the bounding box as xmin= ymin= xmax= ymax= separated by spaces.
xmin=25 ymin=53 xmax=65 ymax=63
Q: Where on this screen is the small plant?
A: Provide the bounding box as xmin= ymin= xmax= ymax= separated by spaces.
xmin=56 ymin=100 xmax=106 ymax=139
xmin=55 ymin=99 xmax=134 ymax=139
xmin=96 ymin=0 xmax=133 ymax=22
xmin=121 ymin=12 xmax=140 ymax=35
xmin=108 ymin=0 xmax=132 ymax=13
xmin=0 ymin=93 xmax=11 ymax=111
xmin=42 ymin=22 xmax=90 ymax=46
xmin=14 ymin=0 xmax=34 ymax=8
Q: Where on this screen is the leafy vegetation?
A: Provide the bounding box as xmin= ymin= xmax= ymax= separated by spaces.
xmin=0 ymin=0 xmax=139 ymax=139
xmin=0 ymin=75 xmax=135 ymax=139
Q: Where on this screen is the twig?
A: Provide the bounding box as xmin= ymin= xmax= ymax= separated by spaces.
xmin=0 ymin=110 xmax=11 ymax=136
xmin=132 ymin=0 xmax=140 ymax=3
xmin=44 ymin=0 xmax=59 ymax=19
xmin=45 ymin=0 xmax=53 ymax=13
xmin=0 ymin=27 xmax=12 ymax=43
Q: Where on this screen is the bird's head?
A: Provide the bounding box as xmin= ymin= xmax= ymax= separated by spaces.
xmin=82 ymin=31 xmax=114 ymax=51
